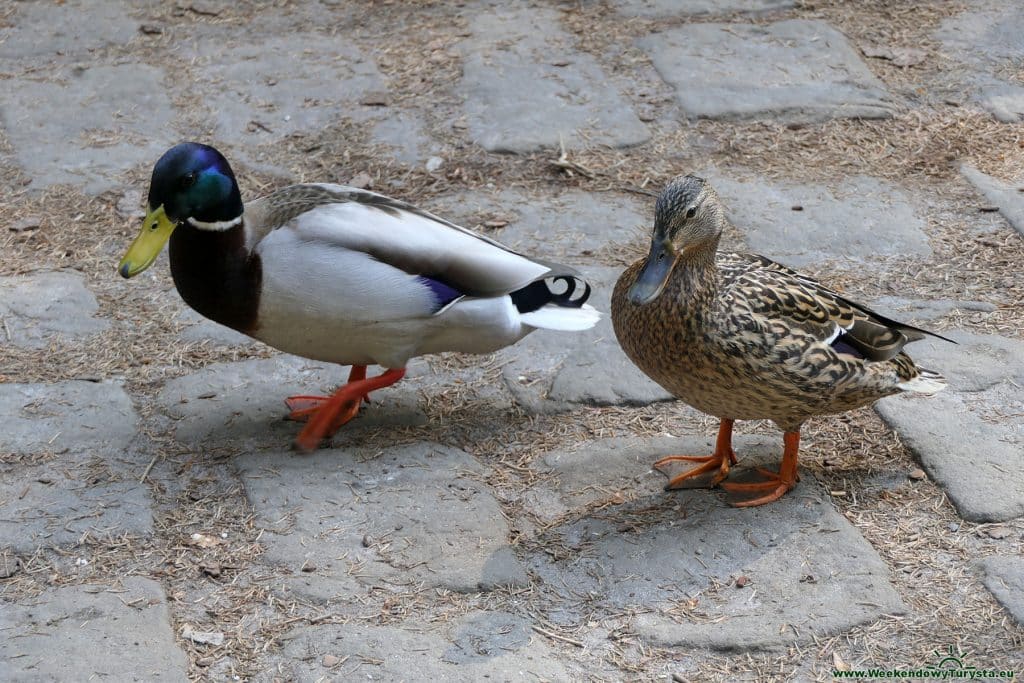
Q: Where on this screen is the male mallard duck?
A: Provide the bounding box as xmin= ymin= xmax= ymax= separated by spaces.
xmin=120 ymin=143 xmax=599 ymax=450
xmin=611 ymin=175 xmax=951 ymax=506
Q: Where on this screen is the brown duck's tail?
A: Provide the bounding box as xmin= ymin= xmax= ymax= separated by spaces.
xmin=839 ymin=298 xmax=957 ymax=363
xmin=897 ymin=367 xmax=946 ymax=395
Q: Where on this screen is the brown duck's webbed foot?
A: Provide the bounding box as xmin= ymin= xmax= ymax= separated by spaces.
xmin=721 ymin=431 xmax=800 ymax=507
xmin=654 ymin=419 xmax=738 ymax=489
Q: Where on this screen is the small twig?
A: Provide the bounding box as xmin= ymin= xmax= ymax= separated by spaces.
xmin=139 ymin=455 xmax=158 ymax=483
xmin=531 ymin=624 xmax=584 ymax=648
xmin=549 ymin=134 xmax=596 ymax=179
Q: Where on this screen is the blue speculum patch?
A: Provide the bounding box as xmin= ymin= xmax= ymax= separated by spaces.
xmin=417 ymin=275 xmax=462 ymax=311
xmin=831 ymin=336 xmax=864 ymax=359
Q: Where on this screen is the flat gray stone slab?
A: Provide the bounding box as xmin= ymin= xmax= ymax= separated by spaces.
xmin=613 ymin=0 xmax=794 ymax=17
xmin=0 ymin=381 xmax=150 ymax=551
xmin=265 ymin=612 xmax=568 ymax=681
xmin=524 ymin=436 xmax=688 ymax=524
xmin=156 ymin=356 xmax=429 ymax=448
xmin=638 ymin=20 xmax=893 ymax=122
xmin=523 ymin=435 xmax=904 ymax=650
xmin=425 ymin=189 xmax=648 ymax=263
xmin=708 ymin=171 xmax=931 ymax=266
xmin=869 ymin=297 xmax=998 ymax=324
xmin=498 ymin=266 xmax=674 ymax=412
xmin=876 ymin=384 xmax=1023 ymax=523
xmin=896 ymin=330 xmax=1024 ymax=394
xmin=193 ymin=35 xmax=385 ymax=145
xmin=0 ymin=381 xmax=137 ymax=455
xmin=961 ymin=165 xmax=1024 ymax=237
xmin=0 ymin=578 xmax=188 ymax=681
xmin=0 ymin=271 xmax=110 ymax=348
xmin=237 ymin=443 xmax=527 ymax=600
xmin=177 ymin=307 xmax=256 ymax=346
xmin=0 ymin=455 xmax=154 ymax=553
xmin=0 ymin=65 xmax=176 ymax=193
xmin=0 ymin=0 xmax=137 ymax=60
xmin=876 ymin=331 xmax=1024 ymax=522
xmin=458 ymin=4 xmax=649 ymax=152
xmin=936 ymin=4 xmax=1024 ymax=122
xmin=980 ymin=556 xmax=1024 ymax=626
xmin=371 ymin=112 xmax=441 ymax=166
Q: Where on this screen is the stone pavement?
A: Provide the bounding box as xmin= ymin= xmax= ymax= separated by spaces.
xmin=1 ymin=0 xmax=1022 ymax=681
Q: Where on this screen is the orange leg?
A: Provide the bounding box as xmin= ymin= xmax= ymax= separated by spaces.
xmin=654 ymin=419 xmax=738 ymax=489
xmin=721 ymin=431 xmax=800 ymax=507
xmin=294 ymin=367 xmax=406 ymax=452
xmin=286 ymin=365 xmax=370 ymax=424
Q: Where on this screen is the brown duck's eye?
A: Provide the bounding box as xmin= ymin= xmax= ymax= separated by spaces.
xmin=180 ymin=172 xmax=197 ymax=189
xmin=685 ymin=206 xmax=697 ymax=219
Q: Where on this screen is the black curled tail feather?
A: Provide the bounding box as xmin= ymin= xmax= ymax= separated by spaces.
xmin=510 ymin=275 xmax=591 ymax=314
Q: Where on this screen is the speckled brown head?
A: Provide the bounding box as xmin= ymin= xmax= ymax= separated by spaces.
xmin=628 ymin=175 xmax=727 ymax=305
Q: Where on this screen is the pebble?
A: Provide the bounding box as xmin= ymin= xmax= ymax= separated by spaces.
xmin=182 ymin=625 xmax=226 ymax=647
xmin=10 ymin=217 xmax=41 ymax=232
xmin=115 ymin=189 xmax=145 ymax=218
xmin=348 ymin=171 xmax=374 ymax=189
xmin=982 ymin=526 xmax=1012 ymax=540
xmin=425 ymin=156 xmax=444 ymax=172
xmin=0 ymin=554 xmax=20 ymax=578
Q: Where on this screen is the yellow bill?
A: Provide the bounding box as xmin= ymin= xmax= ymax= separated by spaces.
xmin=119 ymin=205 xmax=176 ymax=278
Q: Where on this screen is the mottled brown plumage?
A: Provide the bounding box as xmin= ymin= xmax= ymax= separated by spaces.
xmin=611 ymin=175 xmax=949 ymax=506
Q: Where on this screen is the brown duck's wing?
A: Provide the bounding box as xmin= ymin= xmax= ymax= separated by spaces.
xmin=718 ymin=253 xmax=955 ymax=362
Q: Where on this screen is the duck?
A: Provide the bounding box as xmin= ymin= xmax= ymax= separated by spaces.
xmin=611 ymin=174 xmax=951 ymax=507
xmin=119 ymin=142 xmax=600 ymax=451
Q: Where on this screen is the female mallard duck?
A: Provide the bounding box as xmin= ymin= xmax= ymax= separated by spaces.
xmin=611 ymin=175 xmax=950 ymax=507
xmin=120 ymin=143 xmax=599 ymax=450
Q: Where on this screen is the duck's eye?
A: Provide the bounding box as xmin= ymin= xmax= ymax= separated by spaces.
xmin=685 ymin=206 xmax=697 ymax=219
xmin=179 ymin=172 xmax=197 ymax=190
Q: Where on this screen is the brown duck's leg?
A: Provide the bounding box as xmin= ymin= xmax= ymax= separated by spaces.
xmin=721 ymin=430 xmax=800 ymax=507
xmin=285 ymin=365 xmax=371 ymax=422
xmin=294 ymin=367 xmax=406 ymax=452
xmin=655 ymin=419 xmax=739 ymax=489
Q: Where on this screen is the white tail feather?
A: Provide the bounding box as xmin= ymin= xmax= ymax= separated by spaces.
xmin=521 ymin=303 xmax=601 ymax=331
xmin=897 ymin=370 xmax=946 ymax=395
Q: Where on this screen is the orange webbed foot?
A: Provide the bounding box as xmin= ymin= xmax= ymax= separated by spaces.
xmin=655 ymin=451 xmax=736 ymax=489
xmin=284 ymin=395 xmax=330 ymax=422
xmin=285 ymin=365 xmax=371 ymax=422
xmin=294 ymin=367 xmax=406 ymax=452
xmin=720 ymin=431 xmax=801 ymax=508
xmin=721 ymin=473 xmax=794 ymax=507
xmin=654 ymin=419 xmax=737 ymax=489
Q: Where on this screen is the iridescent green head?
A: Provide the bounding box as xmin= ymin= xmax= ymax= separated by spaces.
xmin=119 ymin=143 xmax=243 ymax=278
